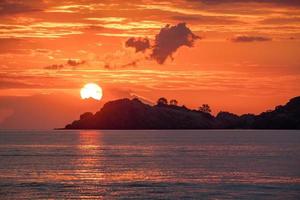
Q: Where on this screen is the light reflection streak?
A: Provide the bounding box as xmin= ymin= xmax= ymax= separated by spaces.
xmin=75 ymin=131 xmax=104 ymax=181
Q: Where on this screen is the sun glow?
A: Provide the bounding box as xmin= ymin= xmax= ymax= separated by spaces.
xmin=80 ymin=83 xmax=103 ymax=100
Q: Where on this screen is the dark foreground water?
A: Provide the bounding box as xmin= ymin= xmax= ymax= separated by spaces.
xmin=0 ymin=130 xmax=299 ymax=199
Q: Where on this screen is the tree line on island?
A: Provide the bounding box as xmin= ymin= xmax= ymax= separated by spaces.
xmin=65 ymin=96 xmax=300 ymax=129
xmin=157 ymin=97 xmax=212 ymax=113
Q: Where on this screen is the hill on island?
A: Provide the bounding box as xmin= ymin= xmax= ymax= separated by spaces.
xmin=65 ymin=96 xmax=300 ymax=129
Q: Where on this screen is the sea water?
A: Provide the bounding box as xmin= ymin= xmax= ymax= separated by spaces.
xmin=0 ymin=130 xmax=299 ymax=199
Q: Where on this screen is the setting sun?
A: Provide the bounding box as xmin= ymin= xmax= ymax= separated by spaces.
xmin=80 ymin=83 xmax=103 ymax=100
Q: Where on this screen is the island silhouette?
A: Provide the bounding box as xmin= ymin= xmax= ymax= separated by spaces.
xmin=65 ymin=96 xmax=300 ymax=129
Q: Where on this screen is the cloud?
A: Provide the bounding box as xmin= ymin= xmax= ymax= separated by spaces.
xmin=125 ymin=23 xmax=200 ymax=64
xmin=151 ymin=23 xmax=200 ymax=64
xmin=44 ymin=64 xmax=64 ymax=70
xmin=171 ymin=15 xmax=242 ymax=25
xmin=85 ymin=17 xmax=126 ymax=23
xmin=0 ymin=0 xmax=43 ymax=16
xmin=101 ymin=47 xmax=145 ymax=70
xmin=67 ymin=59 xmax=86 ymax=66
xmin=0 ymin=22 xmax=86 ymax=39
xmin=192 ymin=0 xmax=300 ymax=7
xmin=125 ymin=37 xmax=150 ymax=53
xmin=231 ymin=35 xmax=272 ymax=42
xmin=104 ymin=60 xmax=138 ymax=69
xmin=44 ymin=59 xmax=85 ymax=70
xmin=260 ymin=17 xmax=300 ymax=25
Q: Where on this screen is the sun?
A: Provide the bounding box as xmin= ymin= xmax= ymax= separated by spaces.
xmin=80 ymin=83 xmax=103 ymax=100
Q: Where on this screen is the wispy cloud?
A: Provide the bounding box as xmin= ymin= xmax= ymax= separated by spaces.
xmin=45 ymin=4 xmax=106 ymax=13
xmin=0 ymin=22 xmax=87 ymax=38
xmin=100 ymin=20 xmax=164 ymax=30
xmin=85 ymin=17 xmax=126 ymax=23
xmin=2 ymin=69 xmax=299 ymax=96
xmin=44 ymin=59 xmax=86 ymax=70
xmin=231 ymin=35 xmax=272 ymax=42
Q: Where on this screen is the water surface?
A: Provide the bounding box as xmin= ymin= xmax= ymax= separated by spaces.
xmin=0 ymin=130 xmax=299 ymax=199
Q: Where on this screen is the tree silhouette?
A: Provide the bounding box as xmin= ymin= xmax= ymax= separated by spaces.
xmin=198 ymin=104 xmax=211 ymax=113
xmin=157 ymin=97 xmax=168 ymax=106
xmin=170 ymin=99 xmax=178 ymax=106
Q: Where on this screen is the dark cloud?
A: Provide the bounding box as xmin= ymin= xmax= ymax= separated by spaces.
xmin=67 ymin=59 xmax=86 ymax=66
xmin=125 ymin=23 xmax=200 ymax=64
xmin=231 ymin=35 xmax=272 ymax=42
xmin=125 ymin=37 xmax=150 ymax=53
xmin=44 ymin=59 xmax=85 ymax=70
xmin=151 ymin=23 xmax=200 ymax=64
xmin=0 ymin=0 xmax=43 ymax=16
xmin=104 ymin=60 xmax=138 ymax=69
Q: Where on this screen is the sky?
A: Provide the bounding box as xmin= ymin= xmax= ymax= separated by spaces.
xmin=0 ymin=0 xmax=300 ymax=129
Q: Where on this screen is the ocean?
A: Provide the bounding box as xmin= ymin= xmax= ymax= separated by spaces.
xmin=0 ymin=130 xmax=299 ymax=199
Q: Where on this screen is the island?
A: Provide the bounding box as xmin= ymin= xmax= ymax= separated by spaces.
xmin=65 ymin=96 xmax=300 ymax=129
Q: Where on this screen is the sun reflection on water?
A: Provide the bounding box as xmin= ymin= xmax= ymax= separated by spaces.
xmin=75 ymin=130 xmax=104 ymax=179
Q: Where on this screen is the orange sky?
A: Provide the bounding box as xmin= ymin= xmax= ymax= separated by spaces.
xmin=0 ymin=0 xmax=300 ymax=129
